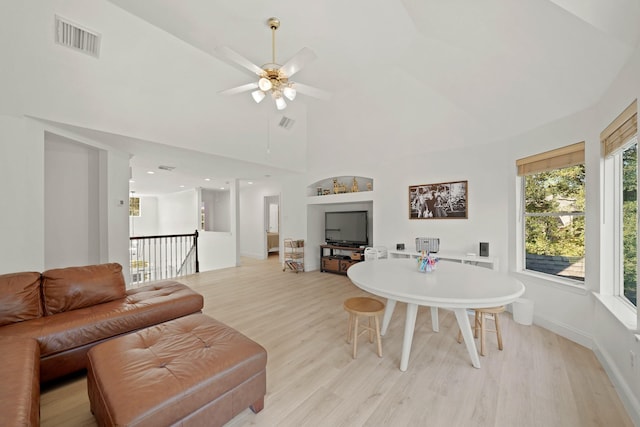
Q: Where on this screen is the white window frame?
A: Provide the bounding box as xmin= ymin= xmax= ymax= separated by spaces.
xmin=518 ymin=168 xmax=586 ymax=287
xmin=613 ymin=137 xmax=639 ymax=309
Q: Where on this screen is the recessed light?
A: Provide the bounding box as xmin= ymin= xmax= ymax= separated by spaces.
xmin=220 ymin=187 xmax=225 ymax=190
xmin=204 ymin=178 xmax=211 ymax=182
xmin=179 ymin=185 xmax=185 ymax=188
xmin=147 ymin=171 xmax=155 ymax=175
xmin=247 ymin=181 xmax=253 ymax=185
xmin=129 ymin=179 xmax=135 ymax=183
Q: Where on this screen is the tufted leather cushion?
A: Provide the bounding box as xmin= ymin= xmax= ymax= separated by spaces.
xmin=87 ymin=313 xmax=267 ymax=427
xmin=0 ymin=272 xmax=42 ymax=326
xmin=42 ymin=263 xmax=126 ymax=315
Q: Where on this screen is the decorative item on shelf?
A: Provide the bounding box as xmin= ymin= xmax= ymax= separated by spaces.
xmin=333 ymin=178 xmax=347 ymax=194
xmin=317 ymin=187 xmax=323 ymax=196
xmin=366 ymin=182 xmax=373 ymax=191
xmin=323 ymin=189 xmax=331 ymax=195
xmin=415 ymin=237 xmax=440 ymax=253
xmin=417 ymin=252 xmax=438 ymax=273
xmin=351 ymin=177 xmax=359 ymax=193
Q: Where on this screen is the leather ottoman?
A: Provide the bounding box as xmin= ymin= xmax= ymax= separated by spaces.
xmin=86 ymin=313 xmax=267 ymax=427
xmin=0 ymin=336 xmax=40 ymax=427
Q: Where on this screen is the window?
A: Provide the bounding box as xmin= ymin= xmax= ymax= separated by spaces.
xmin=517 ymin=142 xmax=585 ymax=282
xmin=621 ymin=142 xmax=637 ymax=306
xmin=602 ymin=100 xmax=638 ymax=307
xmin=129 ymin=197 xmax=140 ymax=217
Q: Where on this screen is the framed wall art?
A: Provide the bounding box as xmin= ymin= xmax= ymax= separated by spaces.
xmin=409 ymin=180 xmax=468 ymax=219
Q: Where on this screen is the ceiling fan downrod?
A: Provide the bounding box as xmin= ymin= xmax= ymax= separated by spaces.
xmin=268 ymin=17 xmax=280 ymax=65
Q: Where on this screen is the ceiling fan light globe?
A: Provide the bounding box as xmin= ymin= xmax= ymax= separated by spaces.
xmin=258 ymin=77 xmax=272 ymax=91
xmin=283 ymin=86 xmax=296 ymax=101
xmin=275 ymin=97 xmax=287 ymax=110
xmin=251 ymin=90 xmax=266 ymax=103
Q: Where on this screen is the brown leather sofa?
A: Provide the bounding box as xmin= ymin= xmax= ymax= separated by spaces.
xmin=0 ymin=336 xmax=40 ymax=426
xmin=0 ymin=263 xmax=204 ymax=382
xmin=0 ymin=262 xmax=204 ymax=426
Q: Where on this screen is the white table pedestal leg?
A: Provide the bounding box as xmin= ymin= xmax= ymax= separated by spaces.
xmin=454 ymin=308 xmax=481 ymax=369
xmin=400 ymin=303 xmax=419 ymax=371
xmin=430 ymin=307 xmax=439 ymax=332
xmin=381 ymin=299 xmax=397 ymax=336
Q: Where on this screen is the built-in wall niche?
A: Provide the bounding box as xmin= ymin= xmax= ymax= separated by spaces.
xmin=200 ymin=188 xmax=230 ymax=232
xmin=308 ymin=176 xmax=373 ymax=196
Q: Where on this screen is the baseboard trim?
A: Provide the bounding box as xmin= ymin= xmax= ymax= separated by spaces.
xmin=594 ymin=345 xmax=640 ymax=426
xmin=531 ymin=313 xmax=594 ymax=349
xmin=240 ymin=251 xmax=266 ymax=260
xmin=529 ymin=312 xmax=639 ymax=425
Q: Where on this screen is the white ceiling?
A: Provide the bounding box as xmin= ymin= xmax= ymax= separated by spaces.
xmin=23 ymin=1 xmax=640 ymax=194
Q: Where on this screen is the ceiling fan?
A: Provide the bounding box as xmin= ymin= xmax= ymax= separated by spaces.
xmin=216 ymin=17 xmax=330 ymax=110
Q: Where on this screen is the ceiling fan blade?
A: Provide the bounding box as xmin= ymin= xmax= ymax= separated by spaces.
xmin=279 ymin=47 xmax=317 ymax=78
xmin=219 ymin=82 xmax=259 ymax=95
xmin=292 ymin=82 xmax=331 ymax=101
xmin=214 ymin=46 xmax=264 ymax=77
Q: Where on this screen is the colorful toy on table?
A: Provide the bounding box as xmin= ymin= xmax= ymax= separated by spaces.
xmin=417 ymin=251 xmax=438 ymax=273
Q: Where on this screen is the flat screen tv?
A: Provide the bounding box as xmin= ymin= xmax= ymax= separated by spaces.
xmin=325 ymin=211 xmax=368 ymax=246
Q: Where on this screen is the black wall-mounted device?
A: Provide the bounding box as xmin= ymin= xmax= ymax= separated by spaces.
xmin=479 ymin=242 xmax=489 ymax=257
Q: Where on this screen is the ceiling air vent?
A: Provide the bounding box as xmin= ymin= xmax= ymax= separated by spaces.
xmin=278 ymin=116 xmax=295 ymax=130
xmin=158 ymin=165 xmax=176 ymax=171
xmin=55 ymin=15 xmax=101 ymax=58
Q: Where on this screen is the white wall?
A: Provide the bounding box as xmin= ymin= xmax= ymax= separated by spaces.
xmin=592 ymin=40 xmax=640 ymax=423
xmin=198 ymin=231 xmax=236 ymax=272
xmin=0 ymin=117 xmax=130 ymax=280
xmin=0 ymin=116 xmax=44 ymax=273
xmin=129 ymin=196 xmax=158 ymax=237
xmin=239 ymin=181 xmax=283 ymax=260
xmin=201 ymin=189 xmax=230 ymax=232
xmin=302 ymin=145 xmax=509 ymax=272
xmin=157 ymin=190 xmax=198 ymax=235
xmin=44 ymin=134 xmax=101 ymax=269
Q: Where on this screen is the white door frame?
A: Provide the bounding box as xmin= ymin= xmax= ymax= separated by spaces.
xmin=263 ymin=194 xmax=281 ymax=259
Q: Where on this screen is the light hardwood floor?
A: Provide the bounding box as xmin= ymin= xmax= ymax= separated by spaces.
xmin=41 ymin=255 xmax=632 ymax=427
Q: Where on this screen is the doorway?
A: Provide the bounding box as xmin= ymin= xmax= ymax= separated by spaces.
xmin=264 ymin=195 xmax=280 ymax=260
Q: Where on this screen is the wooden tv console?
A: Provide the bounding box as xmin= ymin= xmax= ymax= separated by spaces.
xmin=320 ymin=244 xmax=366 ymax=275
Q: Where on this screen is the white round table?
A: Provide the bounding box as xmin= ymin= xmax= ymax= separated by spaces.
xmin=347 ymin=258 xmax=525 ymax=370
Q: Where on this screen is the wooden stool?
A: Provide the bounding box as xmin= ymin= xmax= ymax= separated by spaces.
xmin=343 ymin=297 xmax=385 ymax=359
xmin=457 ymin=306 xmax=505 ymax=356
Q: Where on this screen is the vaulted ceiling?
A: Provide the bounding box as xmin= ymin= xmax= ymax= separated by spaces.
xmin=3 ymin=1 xmax=640 ymax=194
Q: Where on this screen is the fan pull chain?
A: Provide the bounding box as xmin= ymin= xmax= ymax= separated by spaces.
xmin=266 ymin=113 xmax=271 ymax=155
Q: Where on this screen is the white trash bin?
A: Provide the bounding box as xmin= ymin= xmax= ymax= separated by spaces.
xmin=512 ymin=298 xmax=534 ymax=325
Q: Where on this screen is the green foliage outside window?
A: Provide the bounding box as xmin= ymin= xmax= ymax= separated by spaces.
xmin=524 ymin=165 xmax=585 ymax=280
xmin=525 ymin=165 xmax=585 ymax=256
xmin=622 ymin=144 xmax=637 ymax=306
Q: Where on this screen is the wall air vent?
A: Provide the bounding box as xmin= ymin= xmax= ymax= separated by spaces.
xmin=55 ymin=15 xmax=101 ymax=58
xmin=158 ymin=165 xmax=176 ymax=171
xmin=278 ymin=116 xmax=295 ymax=130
